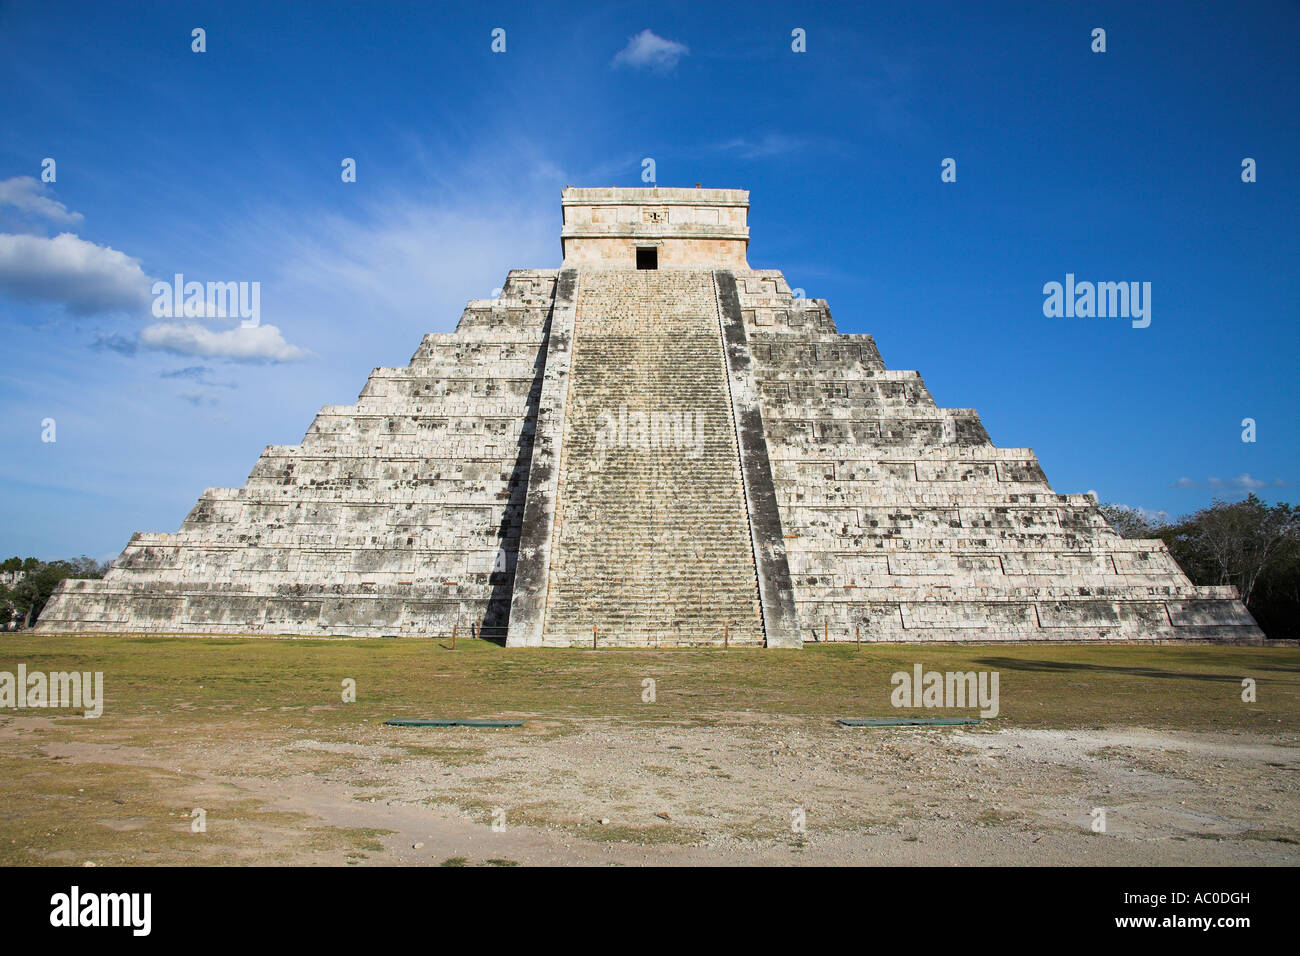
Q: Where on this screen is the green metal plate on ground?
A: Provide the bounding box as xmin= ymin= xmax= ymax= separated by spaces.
xmin=837 ymin=717 xmax=982 ymax=727
xmin=384 ymin=718 xmax=525 ymax=728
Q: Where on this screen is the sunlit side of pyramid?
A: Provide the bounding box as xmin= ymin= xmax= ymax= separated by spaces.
xmin=38 ymin=187 xmax=1263 ymax=644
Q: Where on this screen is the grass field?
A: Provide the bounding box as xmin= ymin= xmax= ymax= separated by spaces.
xmin=2 ymin=636 xmax=1295 ymax=728
xmin=1 ymin=636 xmax=1297 ymax=866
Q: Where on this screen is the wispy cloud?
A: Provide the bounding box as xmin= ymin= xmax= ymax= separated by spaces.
xmin=0 ymin=231 xmax=150 ymax=314
xmin=257 ymin=189 xmax=556 ymax=345
xmin=1171 ymin=474 xmax=1290 ymax=490
xmin=160 ymin=365 xmax=237 ymax=388
xmin=611 ymin=29 xmax=689 ymax=71
xmin=90 ymin=331 xmax=139 ymax=355
xmin=0 ymin=176 xmax=84 ymax=228
xmin=712 ymin=133 xmax=810 ymax=160
xmin=177 ymin=389 xmax=220 ymax=407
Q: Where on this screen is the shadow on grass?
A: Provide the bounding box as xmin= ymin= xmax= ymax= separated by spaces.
xmin=972 ymin=657 xmax=1298 ymax=683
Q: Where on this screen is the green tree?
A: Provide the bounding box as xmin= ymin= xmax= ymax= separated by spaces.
xmin=1102 ymin=496 xmax=1299 ymax=639
xmin=1161 ymin=496 xmax=1296 ymax=607
xmin=0 ymin=583 xmax=16 ymax=629
xmin=1251 ymin=532 xmax=1300 ymax=639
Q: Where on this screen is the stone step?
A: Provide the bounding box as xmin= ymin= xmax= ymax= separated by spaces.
xmin=541 ymin=270 xmax=765 ymax=645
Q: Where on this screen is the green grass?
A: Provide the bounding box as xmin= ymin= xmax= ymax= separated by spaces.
xmin=0 ymin=635 xmax=1295 ymax=732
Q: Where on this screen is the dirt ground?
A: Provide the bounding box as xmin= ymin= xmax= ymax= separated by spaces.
xmin=4 ymin=714 xmax=1296 ymax=866
xmin=1 ymin=638 xmax=1296 ymax=866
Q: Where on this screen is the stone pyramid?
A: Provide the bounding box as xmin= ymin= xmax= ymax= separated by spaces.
xmin=37 ymin=187 xmax=1262 ymax=644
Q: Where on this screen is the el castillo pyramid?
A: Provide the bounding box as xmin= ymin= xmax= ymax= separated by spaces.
xmin=37 ymin=187 xmax=1262 ymax=645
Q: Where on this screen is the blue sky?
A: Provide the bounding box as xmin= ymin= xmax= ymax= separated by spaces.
xmin=1 ymin=0 xmax=1297 ymax=561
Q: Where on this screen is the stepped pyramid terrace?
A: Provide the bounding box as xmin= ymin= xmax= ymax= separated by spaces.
xmin=37 ymin=187 xmax=1263 ymax=645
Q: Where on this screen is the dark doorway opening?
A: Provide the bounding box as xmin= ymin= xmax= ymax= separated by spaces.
xmin=636 ymin=246 xmax=658 ymax=270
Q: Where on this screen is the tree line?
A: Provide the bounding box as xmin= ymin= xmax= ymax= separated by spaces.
xmin=1100 ymin=495 xmax=1298 ymax=639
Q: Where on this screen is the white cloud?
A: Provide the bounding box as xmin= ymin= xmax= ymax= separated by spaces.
xmin=0 ymin=231 xmax=151 ymax=314
xmin=1170 ymin=474 xmax=1289 ymax=490
xmin=713 ymin=133 xmax=807 ymax=160
xmin=1210 ymin=474 xmax=1266 ymax=490
xmin=611 ymin=29 xmax=689 ymax=71
xmin=137 ymin=321 xmax=310 ymax=363
xmin=0 ymin=176 xmax=84 ymax=227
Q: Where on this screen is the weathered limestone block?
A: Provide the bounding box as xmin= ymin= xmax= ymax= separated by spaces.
xmin=1168 ymin=599 xmax=1258 ymax=627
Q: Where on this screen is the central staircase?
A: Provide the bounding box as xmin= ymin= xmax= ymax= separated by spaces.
xmin=541 ymin=270 xmax=765 ymax=645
